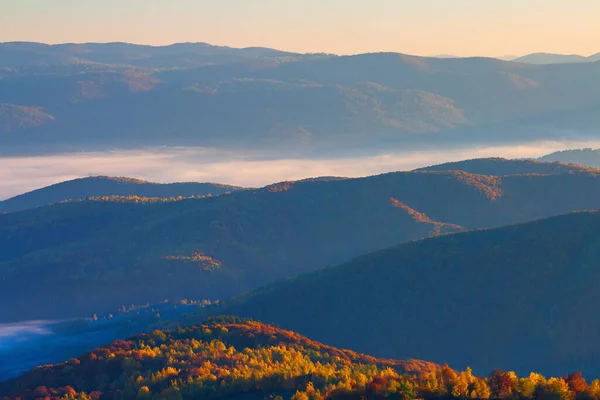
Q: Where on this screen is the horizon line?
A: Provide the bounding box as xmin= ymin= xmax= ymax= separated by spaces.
xmin=2 ymin=40 xmax=599 ymax=60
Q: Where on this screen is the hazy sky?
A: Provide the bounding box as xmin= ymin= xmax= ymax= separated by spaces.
xmin=1 ymin=0 xmax=599 ymax=57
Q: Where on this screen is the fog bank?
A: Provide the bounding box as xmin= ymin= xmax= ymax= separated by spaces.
xmin=2 ymin=140 xmax=599 ymax=200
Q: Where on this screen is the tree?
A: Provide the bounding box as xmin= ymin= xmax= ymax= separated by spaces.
xmin=537 ymin=377 xmax=575 ymax=400
xmin=587 ymin=380 xmax=600 ymax=400
xmin=452 ymin=372 xmax=470 ymax=398
xmin=489 ymin=369 xmax=516 ymax=398
xmin=566 ymin=372 xmax=588 ymax=395
xmin=472 ymin=378 xmax=491 ymax=399
xmin=519 ymin=372 xmax=546 ymax=398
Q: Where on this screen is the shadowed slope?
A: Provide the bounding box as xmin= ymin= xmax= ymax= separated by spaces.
xmin=223 ymin=211 xmax=600 ymax=376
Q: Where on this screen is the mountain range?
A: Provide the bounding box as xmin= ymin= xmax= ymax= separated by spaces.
xmin=0 ymin=41 xmax=311 ymax=69
xmin=3 ymin=159 xmax=600 ymax=323
xmin=3 ymin=158 xmax=600 ymax=388
xmin=2 ymin=42 xmax=600 ymax=155
xmin=5 ymin=38 xmax=600 ymax=397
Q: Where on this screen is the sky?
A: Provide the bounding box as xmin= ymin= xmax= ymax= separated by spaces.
xmin=1 ymin=0 xmax=599 ymax=57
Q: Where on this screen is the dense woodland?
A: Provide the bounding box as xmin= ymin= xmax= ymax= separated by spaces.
xmin=1 ymin=318 xmax=599 ymax=400
xmin=221 ymin=210 xmax=600 ymax=375
xmin=5 ymin=159 xmax=600 ymax=396
xmin=5 ymin=160 xmax=600 ymax=322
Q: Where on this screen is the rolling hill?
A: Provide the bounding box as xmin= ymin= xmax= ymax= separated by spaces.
xmin=0 ymin=317 xmax=439 ymax=399
xmin=2 ymin=43 xmax=600 ymax=154
xmin=0 ymin=176 xmax=244 ymax=213
xmin=3 ymin=161 xmax=600 ymax=322
xmin=222 ymin=210 xmax=600 ymax=376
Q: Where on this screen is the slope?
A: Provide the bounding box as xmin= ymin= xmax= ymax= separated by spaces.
xmin=3 ymin=163 xmax=600 ymax=321
xmin=3 ymin=318 xmax=600 ymax=400
xmin=223 ymin=210 xmax=600 ymax=376
xmin=0 ymin=317 xmax=441 ymax=399
xmin=0 ymin=176 xmax=244 ymax=213
xmin=0 ymin=104 xmax=54 ymax=133
xmin=416 ymin=157 xmax=600 ymax=176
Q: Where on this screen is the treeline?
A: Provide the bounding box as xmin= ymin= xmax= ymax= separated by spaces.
xmin=83 ymin=195 xmax=209 ymax=203
xmin=1 ymin=319 xmax=597 ymax=400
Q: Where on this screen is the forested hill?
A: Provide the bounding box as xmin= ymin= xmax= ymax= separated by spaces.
xmin=4 ymin=163 xmax=600 ymax=322
xmin=416 ymin=157 xmax=600 ymax=176
xmin=0 ymin=176 xmax=244 ymax=213
xmin=0 ymin=317 xmax=437 ymax=399
xmin=222 ymin=210 xmax=600 ymax=376
xmin=2 ymin=317 xmax=599 ymax=400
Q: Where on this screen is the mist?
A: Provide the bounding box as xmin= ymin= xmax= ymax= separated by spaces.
xmin=2 ymin=140 xmax=599 ymax=200
xmin=0 ymin=321 xmax=53 ymax=350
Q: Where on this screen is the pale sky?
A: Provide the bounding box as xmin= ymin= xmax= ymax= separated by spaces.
xmin=1 ymin=0 xmax=599 ymax=57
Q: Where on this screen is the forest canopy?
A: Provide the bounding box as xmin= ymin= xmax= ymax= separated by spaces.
xmin=2 ymin=318 xmax=598 ymax=400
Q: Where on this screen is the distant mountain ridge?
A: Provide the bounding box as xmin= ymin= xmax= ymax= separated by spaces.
xmin=537 ymin=148 xmax=600 ymax=168
xmin=0 ymin=176 xmax=244 ymax=213
xmin=2 ymin=42 xmax=600 ymax=154
xmin=0 ymin=41 xmax=305 ymax=69
xmin=4 ymin=159 xmax=600 ymax=322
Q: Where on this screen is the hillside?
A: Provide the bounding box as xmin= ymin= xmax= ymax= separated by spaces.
xmin=1 ymin=44 xmax=600 ymax=154
xmin=222 ymin=210 xmax=600 ymax=376
xmin=4 ymin=162 xmax=600 ymax=321
xmin=415 ymin=157 xmax=599 ymax=176
xmin=2 ymin=318 xmax=598 ymax=400
xmin=0 ymin=176 xmax=244 ymax=213
xmin=537 ymin=149 xmax=600 ymax=168
xmin=0 ymin=317 xmax=438 ymax=399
